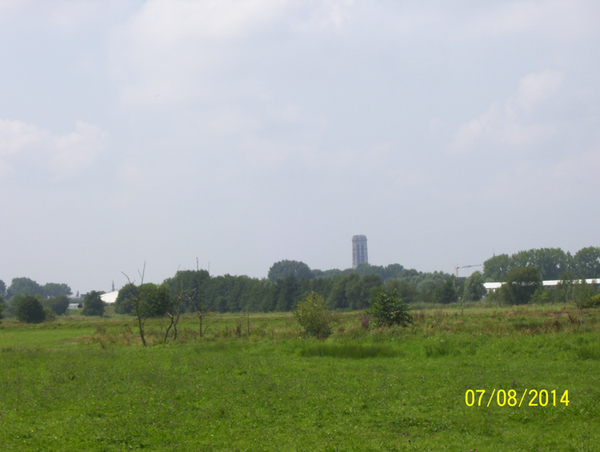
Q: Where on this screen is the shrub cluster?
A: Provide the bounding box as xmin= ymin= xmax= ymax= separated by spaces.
xmin=367 ymin=288 xmax=413 ymax=328
xmin=294 ymin=291 xmax=333 ymax=339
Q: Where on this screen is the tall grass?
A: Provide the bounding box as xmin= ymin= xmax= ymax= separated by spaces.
xmin=297 ymin=343 xmax=400 ymax=358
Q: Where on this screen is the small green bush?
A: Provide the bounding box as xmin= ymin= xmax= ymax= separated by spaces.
xmin=367 ymin=288 xmax=413 ymax=328
xmin=82 ymin=291 xmax=105 ymax=317
xmin=294 ymin=292 xmax=333 ymax=339
xmin=584 ymin=293 xmax=600 ymax=308
xmin=15 ymin=295 xmax=46 ymax=323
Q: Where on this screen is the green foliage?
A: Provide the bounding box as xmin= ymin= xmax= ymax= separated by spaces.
xmin=328 ymin=273 xmax=382 ymax=310
xmin=43 ymin=307 xmax=56 ymax=322
xmin=585 ymin=293 xmax=600 ymax=308
xmin=7 ymin=277 xmax=43 ymax=299
xmin=574 ymin=246 xmax=600 ymax=278
xmin=42 ymin=282 xmax=72 ymax=298
xmin=0 ymin=295 xmax=4 ymax=321
xmin=43 ymin=295 xmax=70 ymax=316
xmin=433 ymin=277 xmax=458 ymax=304
xmin=484 ymin=246 xmax=600 ymax=282
xmin=531 ymin=287 xmax=551 ymax=304
xmin=367 ymin=288 xmax=413 ymax=327
xmin=137 ymin=283 xmax=171 ymax=318
xmin=114 ymin=283 xmax=137 ymax=314
xmin=294 ymin=291 xmax=333 ymax=338
xmin=6 ymin=277 xmax=71 ymax=299
xmin=574 ymin=278 xmax=596 ymax=312
xmin=15 ymin=295 xmax=46 ymax=323
xmin=461 ymin=271 xmax=486 ymax=302
xmin=82 ymin=291 xmax=105 ymax=316
xmin=163 ymin=269 xmax=209 ymax=313
xmin=500 ymin=266 xmax=542 ymax=305
xmin=384 ymin=279 xmax=418 ymax=304
xmin=0 ymin=279 xmax=5 ymax=297
xmin=268 ymin=260 xmax=313 ymax=281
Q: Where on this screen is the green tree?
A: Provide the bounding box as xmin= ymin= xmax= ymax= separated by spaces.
xmin=0 ymin=279 xmax=6 ymax=297
xmin=367 ymin=288 xmax=412 ymax=327
xmin=15 ymin=295 xmax=46 ymax=323
xmin=43 ymin=295 xmax=71 ymax=316
xmin=7 ymin=277 xmax=43 ymax=299
xmin=483 ymin=254 xmax=512 ymax=281
xmin=137 ymin=283 xmax=171 ymax=318
xmin=0 ymin=294 xmax=4 ymax=322
xmin=462 ymin=271 xmax=486 ymax=302
xmin=114 ymin=283 xmax=137 ymax=314
xmin=384 ymin=279 xmax=418 ymax=304
xmin=574 ymin=246 xmax=600 ymax=279
xmin=294 ymin=291 xmax=333 ymax=339
xmin=268 ymin=260 xmax=313 ymax=281
xmin=500 ymin=266 xmax=542 ymax=305
xmin=43 ymin=283 xmax=72 ymax=298
xmin=82 ymin=291 xmax=105 ymax=316
xmin=433 ymin=277 xmax=458 ymax=304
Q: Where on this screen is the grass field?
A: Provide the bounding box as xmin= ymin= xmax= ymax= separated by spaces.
xmin=0 ymin=305 xmax=599 ymax=451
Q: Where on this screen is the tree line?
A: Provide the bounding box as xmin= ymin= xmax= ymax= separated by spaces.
xmin=483 ymin=246 xmax=600 ymax=281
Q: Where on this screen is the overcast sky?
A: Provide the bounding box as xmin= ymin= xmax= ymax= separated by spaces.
xmin=1 ymin=0 xmax=599 ymax=294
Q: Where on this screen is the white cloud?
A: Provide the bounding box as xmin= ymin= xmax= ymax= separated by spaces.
xmin=449 ymin=70 xmax=563 ymax=156
xmin=0 ymin=119 xmax=108 ymax=181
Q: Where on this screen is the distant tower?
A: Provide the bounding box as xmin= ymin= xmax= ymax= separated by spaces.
xmin=352 ymin=235 xmax=368 ymax=269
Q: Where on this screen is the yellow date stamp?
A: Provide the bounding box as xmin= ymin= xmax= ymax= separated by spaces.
xmin=465 ymin=389 xmax=569 ymax=407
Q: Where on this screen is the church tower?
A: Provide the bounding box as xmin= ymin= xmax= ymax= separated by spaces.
xmin=352 ymin=235 xmax=368 ymax=268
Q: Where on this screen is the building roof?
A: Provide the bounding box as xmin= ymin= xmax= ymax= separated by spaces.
xmin=100 ymin=290 xmax=119 ymax=304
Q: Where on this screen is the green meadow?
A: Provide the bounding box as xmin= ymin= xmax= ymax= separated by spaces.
xmin=0 ymin=305 xmax=599 ymax=451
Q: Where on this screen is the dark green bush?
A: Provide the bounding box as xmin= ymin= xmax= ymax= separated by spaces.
xmin=82 ymin=291 xmax=105 ymax=316
xmin=367 ymin=288 xmax=413 ymax=328
xmin=15 ymin=295 xmax=46 ymax=323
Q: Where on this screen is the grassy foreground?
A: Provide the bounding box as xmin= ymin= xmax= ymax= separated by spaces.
xmin=0 ymin=305 xmax=599 ymax=451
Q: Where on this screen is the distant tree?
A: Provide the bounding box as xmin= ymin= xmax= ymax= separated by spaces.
xmin=0 ymin=279 xmax=6 ymax=297
xmin=82 ymin=291 xmax=105 ymax=316
xmin=274 ymin=276 xmax=300 ymax=311
xmin=574 ymin=247 xmax=600 ymax=279
xmin=328 ymin=274 xmax=349 ymax=309
xmin=43 ymin=295 xmax=70 ymax=316
xmin=15 ymin=295 xmax=46 ymax=323
xmin=114 ymin=283 xmax=138 ymax=314
xmin=532 ymin=248 xmax=573 ymax=280
xmin=367 ymin=288 xmax=412 ymax=328
xmin=554 ymin=273 xmax=576 ymax=304
xmin=163 ymin=269 xmax=209 ymax=313
xmin=418 ymin=281 xmax=437 ymax=303
xmin=43 ymin=283 xmax=72 ymax=298
xmin=268 ymin=260 xmax=313 ymax=281
xmin=7 ymin=277 xmax=43 ymax=299
xmin=384 ymin=279 xmax=418 ymax=304
xmin=137 ymin=283 xmax=171 ymax=318
xmin=294 ymin=291 xmax=333 ymax=339
xmin=0 ymin=294 xmax=4 ymax=322
xmin=500 ymin=266 xmax=542 ymax=305
xmin=462 ymin=271 xmax=486 ymax=302
xmin=433 ymin=277 xmax=458 ymax=304
xmin=483 ymin=254 xmax=512 ymax=281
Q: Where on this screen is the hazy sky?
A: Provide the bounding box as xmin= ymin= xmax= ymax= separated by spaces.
xmin=1 ymin=1 xmax=599 ymax=294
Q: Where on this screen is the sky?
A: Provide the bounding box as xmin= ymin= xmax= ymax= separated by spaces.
xmin=1 ymin=0 xmax=599 ymax=294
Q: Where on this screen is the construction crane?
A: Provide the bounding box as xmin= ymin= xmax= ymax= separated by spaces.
xmin=454 ymin=263 xmax=482 ymax=278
